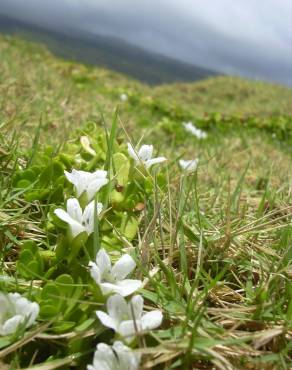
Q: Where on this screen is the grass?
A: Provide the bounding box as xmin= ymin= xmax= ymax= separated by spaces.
xmin=0 ymin=34 xmax=292 ymax=369
xmin=152 ymin=75 xmax=292 ymax=117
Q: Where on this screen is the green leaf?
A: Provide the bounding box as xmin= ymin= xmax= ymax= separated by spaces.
xmin=16 ymin=179 xmax=31 ymax=189
xmin=0 ymin=337 xmax=12 ymax=350
xmin=68 ymin=231 xmax=88 ymax=262
xmin=110 ymin=189 xmax=124 ymax=205
xmin=40 ymin=304 xmax=60 ymax=318
xmin=55 ymin=274 xmax=75 ymax=297
xmin=121 ymin=215 xmax=138 ymax=240
xmin=39 ymin=164 xmax=53 ymax=187
xmin=52 ymin=161 xmax=64 ymax=180
xmin=41 ymin=283 xmax=60 ymax=301
xmin=27 ymin=260 xmax=41 ymax=276
xmin=55 ymin=236 xmax=68 ymax=260
xmin=113 ymin=152 xmax=130 ymax=186
xmin=19 ymin=249 xmax=34 ymax=264
xmin=22 ymin=240 xmax=38 ymax=253
xmin=52 ymin=321 xmax=76 ymax=333
xmin=50 ymin=184 xmax=64 ymax=203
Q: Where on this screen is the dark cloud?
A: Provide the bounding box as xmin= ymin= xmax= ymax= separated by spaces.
xmin=0 ymin=0 xmax=291 ymax=85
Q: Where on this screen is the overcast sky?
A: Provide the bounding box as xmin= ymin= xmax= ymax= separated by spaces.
xmin=0 ymin=0 xmax=292 ymax=85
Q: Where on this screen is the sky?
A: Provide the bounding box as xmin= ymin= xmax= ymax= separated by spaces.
xmin=0 ymin=0 xmax=292 ymax=86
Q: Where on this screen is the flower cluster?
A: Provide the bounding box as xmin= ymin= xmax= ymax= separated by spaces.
xmin=87 ymin=247 xmax=163 ymax=368
xmin=183 ymin=121 xmax=207 ymax=139
xmin=179 ymin=158 xmax=199 ymax=172
xmin=96 ymin=294 xmax=163 ymax=343
xmin=55 ymin=198 xmax=103 ymax=238
xmin=1 ymin=137 xmax=198 ymax=367
xmin=120 ymin=93 xmax=129 ymax=102
xmin=0 ymin=292 xmax=39 ymax=336
xmin=88 ymin=249 xmax=142 ymax=297
xmin=52 ymin=146 xmax=165 ymax=369
xmin=127 ymin=143 xmax=167 ymax=169
xmin=64 ymin=169 xmax=108 ymax=202
xmin=88 ymin=341 xmax=140 ymax=370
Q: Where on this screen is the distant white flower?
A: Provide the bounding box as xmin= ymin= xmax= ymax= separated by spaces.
xmin=89 ymin=249 xmax=142 ymax=297
xmin=179 ymin=159 xmax=199 ymax=172
xmin=64 ymin=169 xmax=108 ymax=202
xmin=0 ymin=292 xmax=39 ymax=336
xmin=127 ymin=143 xmax=166 ymax=169
xmin=54 ymin=198 xmax=103 ymax=238
xmin=120 ymin=93 xmax=128 ymax=102
xmin=96 ymin=294 xmax=163 ymax=342
xmin=87 ymin=341 xmax=140 ymax=370
xmin=183 ymin=122 xmax=207 ymax=139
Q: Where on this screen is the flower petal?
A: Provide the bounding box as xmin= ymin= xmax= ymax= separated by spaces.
xmin=179 ymin=159 xmax=198 ymax=172
xmin=112 ymin=254 xmax=136 ymax=281
xmin=107 ymin=294 xmax=129 ymax=325
xmin=86 ymin=178 xmax=108 ymax=202
xmin=113 ymin=341 xmax=141 ymax=370
xmin=25 ymin=302 xmax=39 ymax=327
xmin=127 ymin=143 xmax=139 ymax=162
xmin=145 ymin=157 xmax=167 ymax=169
xmin=114 ymin=279 xmax=142 ymax=297
xmin=13 ymin=296 xmax=39 ymax=327
xmin=138 ymin=145 xmax=153 ymax=161
xmin=88 ymin=262 xmax=101 ymax=284
xmin=66 ymin=198 xmax=83 ymax=222
xmin=54 ymin=208 xmax=75 ymax=225
xmin=82 ymin=201 xmax=102 ymax=235
xmin=1 ymin=315 xmax=24 ymax=336
xmin=64 ymin=169 xmax=76 ymax=185
xmin=92 ymin=170 xmax=108 ymax=179
xmin=96 ymin=311 xmax=117 ymax=331
xmin=64 ymin=169 xmax=84 ymax=196
xmin=0 ymin=292 xmax=12 ymax=316
xmin=95 ymin=249 xmax=111 ymax=277
xmin=128 ymin=295 xmax=144 ymax=320
xmin=118 ymin=320 xmax=139 ymax=342
xmin=54 ymin=209 xmax=84 ymax=238
xmin=141 ymin=310 xmax=163 ymax=331
xmin=99 ymin=282 xmax=121 ymax=296
xmin=92 ymin=343 xmax=116 ymax=370
xmin=99 ymin=279 xmax=141 ymax=297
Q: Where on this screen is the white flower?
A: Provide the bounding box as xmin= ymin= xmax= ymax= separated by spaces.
xmin=89 ymin=249 xmax=142 ymax=297
xmin=120 ymin=93 xmax=128 ymax=102
xmin=179 ymin=159 xmax=199 ymax=172
xmin=0 ymin=292 xmax=39 ymax=336
xmin=127 ymin=143 xmax=166 ymax=169
xmin=64 ymin=169 xmax=108 ymax=202
xmin=87 ymin=341 xmax=140 ymax=370
xmin=183 ymin=122 xmax=207 ymax=139
xmin=96 ymin=294 xmax=163 ymax=342
xmin=54 ymin=198 xmax=103 ymax=238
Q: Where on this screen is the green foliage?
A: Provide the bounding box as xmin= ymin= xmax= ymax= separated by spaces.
xmin=12 ymin=153 xmax=67 ymax=203
xmin=1 ymin=35 xmax=292 ymax=369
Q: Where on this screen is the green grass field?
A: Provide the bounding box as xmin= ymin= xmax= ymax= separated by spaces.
xmin=1 ymin=35 xmax=292 ymax=369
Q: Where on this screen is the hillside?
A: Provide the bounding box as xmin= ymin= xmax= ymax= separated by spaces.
xmin=153 ymin=76 xmax=292 ymax=117
xmin=1 ymin=35 xmax=292 ymax=369
xmin=1 ymin=34 xmax=292 ymax=146
xmin=0 ymin=14 xmax=217 ymax=85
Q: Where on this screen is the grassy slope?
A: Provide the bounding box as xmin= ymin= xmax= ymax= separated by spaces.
xmin=153 ymin=76 xmax=292 ymax=117
xmin=1 ymin=35 xmax=292 ymax=145
xmin=1 ymin=35 xmax=292 ymax=369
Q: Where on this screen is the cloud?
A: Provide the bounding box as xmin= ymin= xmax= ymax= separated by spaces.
xmin=0 ymin=0 xmax=291 ymax=85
